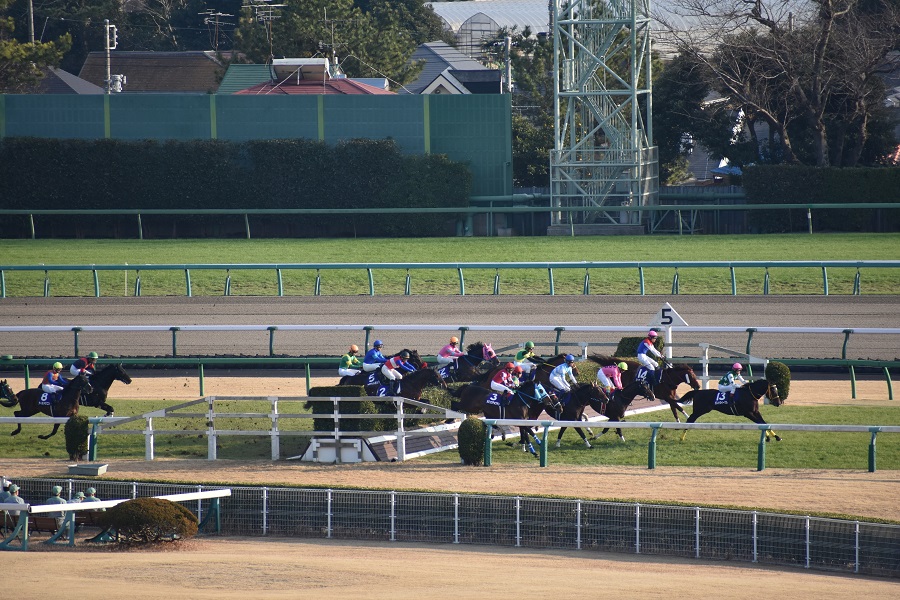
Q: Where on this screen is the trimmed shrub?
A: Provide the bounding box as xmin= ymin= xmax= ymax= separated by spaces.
xmin=765 ymin=361 xmax=791 ymax=400
xmin=458 ymin=417 xmax=487 ymax=466
xmin=64 ymin=414 xmax=89 ymax=460
xmin=97 ymin=497 xmax=198 ymax=544
xmin=306 ymin=385 xmax=384 ymax=432
xmin=614 ymin=334 xmax=663 ymax=358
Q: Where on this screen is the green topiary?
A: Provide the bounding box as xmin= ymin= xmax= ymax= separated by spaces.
xmin=97 ymin=497 xmax=198 ymax=544
xmin=765 ymin=361 xmax=791 ymax=400
xmin=64 ymin=414 xmax=90 ymax=460
xmin=457 ymin=416 xmax=487 ymax=466
xmin=614 ymin=333 xmax=663 ymax=358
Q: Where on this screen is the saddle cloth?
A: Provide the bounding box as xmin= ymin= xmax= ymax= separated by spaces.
xmin=38 ymin=392 xmax=58 ymax=406
xmin=485 ymin=392 xmax=503 ymax=406
xmin=714 ymin=391 xmax=730 ymax=405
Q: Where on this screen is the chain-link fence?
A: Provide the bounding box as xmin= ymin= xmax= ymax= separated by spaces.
xmin=10 ymin=478 xmax=899 ymax=577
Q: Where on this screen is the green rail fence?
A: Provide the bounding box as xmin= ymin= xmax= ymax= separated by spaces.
xmin=2 ymin=260 xmax=898 ymax=298
xmin=0 ymin=201 xmax=897 ymax=239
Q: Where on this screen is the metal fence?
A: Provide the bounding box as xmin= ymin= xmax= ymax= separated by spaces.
xmin=10 ymin=478 xmax=899 ymax=577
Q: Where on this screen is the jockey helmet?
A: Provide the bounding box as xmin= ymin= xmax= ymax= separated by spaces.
xmin=449 ymin=336 xmax=459 ymax=344
xmin=524 ymin=341 xmax=535 ymax=349
xmin=88 ymin=351 xmax=99 ymax=359
xmin=52 ymin=362 xmax=63 ymax=370
xmin=565 ymin=354 xmax=575 ymax=363
xmin=373 ymin=340 xmax=384 ymax=348
xmin=647 ymin=331 xmax=658 ymax=338
xmin=733 ymin=363 xmax=743 ymax=370
xmin=349 ymin=345 xmax=359 ymax=353
xmin=400 ymin=351 xmax=410 ymax=359
xmin=513 ymin=366 xmax=523 ymax=375
xmin=505 ymin=362 xmax=515 ymax=370
xmin=617 ymin=362 xmax=628 ymax=371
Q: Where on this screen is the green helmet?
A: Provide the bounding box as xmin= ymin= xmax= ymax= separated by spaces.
xmin=52 ymin=362 xmax=63 ymax=370
xmin=617 ymin=362 xmax=628 ymax=371
xmin=88 ymin=352 xmax=99 ymax=359
xmin=524 ymin=341 xmax=535 ymax=350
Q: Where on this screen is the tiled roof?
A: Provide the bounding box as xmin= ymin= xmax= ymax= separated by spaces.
xmin=78 ymin=51 xmax=232 ymax=93
xmin=400 ymin=41 xmax=496 ymax=94
xmin=217 ymin=64 xmax=274 ymax=95
xmin=234 ymin=78 xmax=395 ymax=95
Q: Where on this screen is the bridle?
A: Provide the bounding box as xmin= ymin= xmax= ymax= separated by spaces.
xmin=745 ymin=380 xmax=781 ymax=406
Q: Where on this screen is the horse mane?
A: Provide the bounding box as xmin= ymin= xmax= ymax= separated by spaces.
xmin=465 ymin=341 xmax=483 ymax=353
xmin=589 ymin=354 xmax=637 ymax=367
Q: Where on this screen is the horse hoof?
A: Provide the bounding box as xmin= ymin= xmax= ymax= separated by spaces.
xmin=775 ymin=436 xmax=782 ymax=442
xmin=554 ymin=441 xmax=561 ymax=449
xmin=584 ymin=441 xmax=592 ymax=449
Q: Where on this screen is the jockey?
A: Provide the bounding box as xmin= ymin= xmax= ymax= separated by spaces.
xmin=491 ymin=362 xmax=518 ymax=401
xmin=718 ymin=363 xmax=747 ymax=400
xmin=70 ymin=352 xmax=98 ymax=378
xmin=511 ymin=365 xmax=524 ymax=388
xmin=514 ymin=341 xmax=539 ymax=377
xmin=338 ymin=345 xmax=362 ymax=377
xmin=549 ymin=355 xmax=579 ymax=395
xmin=637 ymin=331 xmax=665 ymax=384
xmin=362 ymin=340 xmax=387 ymax=373
xmin=437 ymin=336 xmax=465 ymax=367
xmin=382 ymin=351 xmax=415 ymax=394
xmin=597 ymin=361 xmax=627 ymax=397
xmin=41 ymin=362 xmax=68 ymax=400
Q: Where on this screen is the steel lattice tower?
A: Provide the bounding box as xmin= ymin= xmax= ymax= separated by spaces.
xmin=551 ymin=0 xmax=658 ymax=230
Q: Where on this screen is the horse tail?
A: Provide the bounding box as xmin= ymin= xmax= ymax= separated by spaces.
xmin=679 ymin=390 xmax=696 ymax=404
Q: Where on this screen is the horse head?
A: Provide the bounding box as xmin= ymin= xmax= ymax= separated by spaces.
xmin=0 ymin=379 xmax=17 ymax=407
xmin=763 ymin=380 xmax=782 ymax=406
xmin=400 ymin=349 xmax=425 ymax=369
xmin=115 ymin=363 xmax=133 ymax=385
xmin=424 ymin=366 xmax=447 ymax=389
xmin=662 ymin=364 xmax=700 ymax=391
xmin=482 ymin=343 xmax=498 ymax=365
xmin=72 ymin=372 xmax=94 ymax=396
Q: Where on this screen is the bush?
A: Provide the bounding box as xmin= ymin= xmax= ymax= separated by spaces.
xmin=765 ymin=361 xmax=791 ymax=400
xmin=64 ymin=414 xmax=89 ymax=460
xmin=306 ymin=385 xmax=384 ymax=432
xmin=457 ymin=417 xmax=486 ymax=466
xmin=97 ymin=497 xmax=198 ymax=544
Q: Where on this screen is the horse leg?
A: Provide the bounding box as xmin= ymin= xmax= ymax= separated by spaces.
xmin=555 ymin=427 xmax=567 ymax=448
xmin=100 ymin=402 xmax=114 ymax=417
xmin=39 ymin=423 xmax=61 ymax=440
xmin=680 ymin=412 xmax=702 ymax=441
xmin=10 ymin=409 xmax=23 ymax=436
xmin=749 ymin=412 xmax=782 ymax=442
xmin=521 ymin=428 xmax=537 ymax=456
xmin=575 ymin=427 xmax=592 ymax=449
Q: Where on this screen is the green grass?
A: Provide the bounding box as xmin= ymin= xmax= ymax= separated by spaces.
xmin=415 ymin=405 xmax=900 ymax=470
xmin=1 ymin=233 xmax=898 ymax=296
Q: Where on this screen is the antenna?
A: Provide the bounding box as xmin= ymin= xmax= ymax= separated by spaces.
xmin=243 ymin=0 xmax=286 ymax=63
xmin=199 ymin=9 xmax=234 ymax=53
xmin=320 ymin=8 xmax=356 ymax=78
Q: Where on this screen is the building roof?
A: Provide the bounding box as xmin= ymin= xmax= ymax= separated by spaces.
xmin=400 ymin=41 xmax=497 ymax=94
xmin=427 ymin=1 xmax=550 ymax=35
xmin=234 ymin=78 xmax=394 ymax=95
xmin=33 ymin=67 xmax=105 ymax=94
xmin=78 ymin=51 xmax=231 ymax=93
xmin=217 ymin=64 xmax=274 ymax=95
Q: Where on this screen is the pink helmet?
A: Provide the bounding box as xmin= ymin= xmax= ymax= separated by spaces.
xmin=648 ymin=330 xmax=658 ymax=338
xmin=733 ymin=363 xmax=743 ymax=370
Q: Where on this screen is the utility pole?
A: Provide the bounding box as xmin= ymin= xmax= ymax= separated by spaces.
xmin=28 ymin=0 xmax=34 ymax=43
xmin=105 ymin=20 xmax=119 ymax=94
xmin=199 ymin=10 xmax=234 ymax=53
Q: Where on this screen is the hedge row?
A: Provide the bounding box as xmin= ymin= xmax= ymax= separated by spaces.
xmin=743 ymin=165 xmax=900 ymax=232
xmin=0 ymin=137 xmax=472 ymax=238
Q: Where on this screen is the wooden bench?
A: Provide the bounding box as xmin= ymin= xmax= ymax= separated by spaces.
xmin=28 ymin=515 xmax=60 ymax=534
xmin=74 ymin=510 xmax=102 ymax=530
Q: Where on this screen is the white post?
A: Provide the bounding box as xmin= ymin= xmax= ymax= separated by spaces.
xmin=270 ymin=396 xmax=280 ymax=460
xmin=664 ymin=327 xmax=673 ymax=359
xmin=104 ymin=20 xmax=111 ymax=94
xmin=396 ymin=397 xmax=406 ymax=461
xmin=207 ymin=396 xmax=216 ymax=460
xmin=144 ymin=416 xmax=154 ymax=460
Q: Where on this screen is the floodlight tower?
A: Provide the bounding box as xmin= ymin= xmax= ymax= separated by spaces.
xmin=551 ymin=0 xmax=658 ymax=230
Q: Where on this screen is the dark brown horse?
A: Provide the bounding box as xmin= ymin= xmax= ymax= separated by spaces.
xmin=473 ymin=353 xmax=579 ymax=390
xmin=364 ymin=366 xmax=446 ymax=402
xmin=679 ymin=379 xmax=783 ymax=442
xmin=590 ymin=355 xmax=701 ymax=422
xmin=339 ymin=349 xmax=424 ymax=387
xmin=550 ymin=383 xmax=609 ymax=449
xmin=435 ymin=341 xmax=499 ymax=383
xmin=591 ymin=379 xmax=656 ymax=442
xmin=80 ymin=363 xmax=132 ymax=416
xmin=465 ymin=381 xmax=559 ymax=456
xmin=0 ymin=373 xmax=94 ymax=439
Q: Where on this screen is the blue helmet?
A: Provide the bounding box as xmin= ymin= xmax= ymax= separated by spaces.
xmin=565 ymin=354 xmax=575 ymax=363
xmin=373 ymin=340 xmax=384 ymax=348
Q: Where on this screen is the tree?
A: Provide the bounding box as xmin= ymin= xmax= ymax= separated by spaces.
xmin=656 ymin=0 xmax=900 ymax=167
xmin=0 ymin=0 xmax=70 ymax=92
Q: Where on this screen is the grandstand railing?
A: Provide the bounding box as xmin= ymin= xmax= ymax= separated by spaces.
xmin=9 ymin=478 xmax=900 ymax=577
xmin=2 ymin=259 xmax=898 ymax=298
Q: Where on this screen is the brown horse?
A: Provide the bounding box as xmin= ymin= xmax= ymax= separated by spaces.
xmin=679 ymin=379 xmax=783 ymax=442
xmin=364 ymin=366 xmax=446 ymax=401
xmin=435 ymin=341 xmax=499 ymax=383
xmin=591 ymin=379 xmax=656 ymax=442
xmin=339 ymin=349 xmax=425 ymax=387
xmin=550 ymin=383 xmax=609 ymax=449
xmin=0 ymin=373 xmax=94 ymax=439
xmin=590 ymin=355 xmax=700 ymax=422
xmin=473 ymin=354 xmax=579 ymax=390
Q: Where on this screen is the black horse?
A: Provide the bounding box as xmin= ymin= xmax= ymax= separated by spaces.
xmin=364 ymin=366 xmax=446 ymax=402
xmin=591 ymin=355 xmax=701 ymax=422
xmin=339 ymin=349 xmax=424 ymax=387
xmin=549 ymin=383 xmax=609 ymax=449
xmin=436 ymin=341 xmax=499 ymax=383
xmin=590 ymin=379 xmax=657 ymax=442
xmin=0 ymin=373 xmax=94 ymax=439
xmin=478 ymin=381 xmax=559 ymax=456
xmin=679 ymin=379 xmax=783 ymax=442
xmin=80 ymin=363 xmax=132 ymax=416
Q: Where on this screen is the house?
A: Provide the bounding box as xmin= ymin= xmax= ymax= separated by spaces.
xmin=399 ymin=42 xmax=501 ymax=95
xmin=230 ymin=59 xmax=393 ymax=95
xmin=78 ymin=51 xmax=234 ymax=93
xmin=219 ymin=61 xmax=391 ymax=95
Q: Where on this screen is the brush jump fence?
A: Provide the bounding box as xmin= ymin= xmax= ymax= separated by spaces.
xmin=5 ymin=478 xmax=898 ymax=576
xmin=2 ymin=260 xmax=899 ymax=298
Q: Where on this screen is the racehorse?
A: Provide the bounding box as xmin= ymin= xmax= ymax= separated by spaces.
xmin=590 ymin=379 xmax=657 ymax=442
xmin=79 ymin=363 xmax=132 ymax=416
xmin=338 ymin=349 xmax=425 ymax=387
xmin=364 ymin=366 xmax=446 ymax=403
xmin=591 ymin=355 xmax=701 ymax=422
xmin=549 ymin=382 xmax=609 ymax=449
xmin=0 ymin=373 xmax=94 ymax=439
xmin=436 ymin=341 xmax=499 ymax=383
xmin=474 ymin=353 xmax=579 ymax=390
xmin=679 ymin=379 xmax=783 ymax=442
